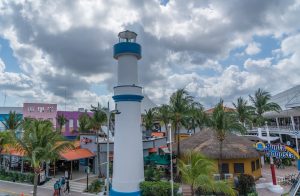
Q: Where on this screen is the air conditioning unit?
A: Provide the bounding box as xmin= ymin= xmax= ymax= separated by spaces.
xmin=224 ymin=173 xmax=233 ymax=180
xmin=213 ymin=174 xmax=221 ymax=181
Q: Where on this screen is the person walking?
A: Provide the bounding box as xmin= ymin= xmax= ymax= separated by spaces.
xmin=65 ymin=178 xmax=70 ymax=195
xmin=54 ymin=180 xmax=59 ymax=196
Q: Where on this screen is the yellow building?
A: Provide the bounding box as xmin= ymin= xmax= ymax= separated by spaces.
xmin=180 ymin=128 xmax=262 ymax=180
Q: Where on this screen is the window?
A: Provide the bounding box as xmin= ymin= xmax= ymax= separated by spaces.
xmin=37 ymin=107 xmax=44 ymax=112
xmin=213 ymin=174 xmax=220 ymax=181
xmin=48 ymin=106 xmax=54 ymax=112
xmin=234 ymin=163 xmax=244 ymax=173
xmin=251 ymin=161 xmax=255 ymax=172
xmin=256 ymin=159 xmax=260 ymax=170
xmin=28 ymin=106 xmax=34 ymax=112
xmin=221 ymin=163 xmax=229 ymax=174
xmin=69 ymin=119 xmax=74 ymax=131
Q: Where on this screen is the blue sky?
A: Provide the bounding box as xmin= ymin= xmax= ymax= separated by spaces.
xmin=0 ymin=0 xmax=300 ymax=110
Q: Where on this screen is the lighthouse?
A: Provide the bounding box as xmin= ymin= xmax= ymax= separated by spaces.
xmin=111 ymin=30 xmax=144 ymax=195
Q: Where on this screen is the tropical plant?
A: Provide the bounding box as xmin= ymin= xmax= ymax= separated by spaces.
xmin=1 ymin=111 xmax=22 ymax=131
xmin=0 ymin=131 xmax=12 ymax=153
xmin=78 ymin=112 xmax=91 ymax=132
xmin=232 ymin=97 xmax=254 ymax=127
xmin=12 ymin=119 xmax=73 ymax=196
xmin=237 ymin=174 xmax=256 ymax=195
xmin=169 ymin=89 xmax=193 ymax=158
xmin=179 ymin=150 xmax=235 ymax=196
xmin=249 ymin=88 xmax=281 ymax=126
xmin=182 ymin=102 xmax=206 ymax=134
xmin=143 ymin=108 xmax=157 ymax=133
xmin=155 ymin=104 xmax=171 ymax=132
xmin=208 ymin=99 xmax=246 ymax=175
xmin=90 ymin=103 xmax=107 ymax=177
xmin=140 ymin=181 xmax=179 ymax=196
xmin=56 ymin=114 xmax=68 ymax=133
xmin=90 ymin=103 xmax=107 ymax=133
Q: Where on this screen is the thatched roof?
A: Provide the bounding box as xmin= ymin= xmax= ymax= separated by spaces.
xmin=180 ymin=128 xmax=261 ymax=159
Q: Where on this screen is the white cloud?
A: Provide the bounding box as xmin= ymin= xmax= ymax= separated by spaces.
xmin=0 ymin=58 xmax=5 ymax=72
xmin=0 ymin=0 xmax=300 ymax=108
xmin=245 ymin=42 xmax=261 ymax=55
xmin=244 ymin=58 xmax=272 ymax=70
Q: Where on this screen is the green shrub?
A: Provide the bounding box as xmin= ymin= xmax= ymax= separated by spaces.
xmin=86 ymin=179 xmax=102 ymax=193
xmin=140 ymin=181 xmax=179 ymax=196
xmin=237 ymin=174 xmax=256 ymax=195
xmin=144 ymin=166 xmax=162 ymax=181
xmin=0 ymin=169 xmax=34 ymax=184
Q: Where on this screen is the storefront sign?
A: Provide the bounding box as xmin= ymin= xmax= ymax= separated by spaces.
xmin=255 ymin=142 xmax=299 ymax=159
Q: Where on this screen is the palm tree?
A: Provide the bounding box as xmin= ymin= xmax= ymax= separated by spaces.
xmin=169 ymin=89 xmax=193 ymax=158
xmin=90 ymin=103 xmax=107 ymax=177
xmin=182 ymin=102 xmax=206 ymax=134
xmin=155 ymin=104 xmax=171 ymax=132
xmin=143 ymin=108 xmax=156 ymax=136
xmin=208 ymin=100 xmax=246 ymax=175
xmin=12 ymin=119 xmax=73 ymax=196
xmin=232 ymin=97 xmax=253 ymax=127
xmin=0 ymin=131 xmax=12 ymax=154
xmin=1 ymin=111 xmax=22 ymax=131
xmin=249 ymin=88 xmax=281 ymax=126
xmin=179 ymin=150 xmax=235 ymax=196
xmin=56 ymin=114 xmax=68 ymax=134
xmin=78 ymin=112 xmax=91 ymax=132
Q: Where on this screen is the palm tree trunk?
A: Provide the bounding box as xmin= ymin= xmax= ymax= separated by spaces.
xmin=176 ymin=123 xmax=181 ymax=159
xmin=191 ymin=184 xmax=194 ymax=196
xmin=53 ymin=162 xmax=56 ymax=178
xmin=33 ymin=172 xmax=39 ymax=196
xmin=219 ymin=140 xmax=223 ymax=177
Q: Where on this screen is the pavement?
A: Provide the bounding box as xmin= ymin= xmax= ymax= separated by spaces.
xmin=256 ymin=163 xmax=298 ymax=196
xmin=0 ymin=180 xmax=98 ymax=196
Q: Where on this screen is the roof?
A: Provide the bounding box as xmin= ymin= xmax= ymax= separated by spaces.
xmin=205 ymin=106 xmax=235 ymax=114
xmin=60 ymin=148 xmax=95 ymax=161
xmin=180 ymin=128 xmax=261 ymax=159
xmin=1 ymin=145 xmax=25 ymax=157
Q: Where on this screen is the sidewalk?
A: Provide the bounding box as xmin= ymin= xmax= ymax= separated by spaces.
xmin=0 ymin=180 xmax=97 ymax=196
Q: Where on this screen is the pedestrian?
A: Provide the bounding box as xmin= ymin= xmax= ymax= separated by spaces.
xmin=64 ymin=170 xmax=69 ymax=180
xmin=65 ymin=178 xmax=70 ymax=195
xmin=58 ymin=179 xmax=62 ymax=196
xmin=54 ymin=180 xmax=59 ymax=196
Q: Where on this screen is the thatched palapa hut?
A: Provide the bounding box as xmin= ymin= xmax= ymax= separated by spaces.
xmin=180 ymin=128 xmax=262 ymax=179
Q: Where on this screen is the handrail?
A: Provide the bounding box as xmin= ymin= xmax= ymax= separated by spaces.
xmin=289 ymin=172 xmax=300 ymax=196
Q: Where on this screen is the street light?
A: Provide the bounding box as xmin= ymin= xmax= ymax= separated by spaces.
xmin=102 ymin=104 xmax=121 ymax=196
xmin=168 ymin=123 xmax=174 ymax=196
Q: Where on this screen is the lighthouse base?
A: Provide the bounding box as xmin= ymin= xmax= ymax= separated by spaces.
xmin=111 ymin=189 xmax=141 ymax=196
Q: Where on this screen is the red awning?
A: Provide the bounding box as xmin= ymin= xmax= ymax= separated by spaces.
xmin=60 ymin=148 xmax=95 ymax=161
xmin=148 ymin=148 xmax=157 ymax=153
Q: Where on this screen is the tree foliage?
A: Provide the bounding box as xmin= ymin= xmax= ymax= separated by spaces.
xmin=12 ymin=119 xmax=73 ymax=196
xmin=179 ymin=150 xmax=235 ymax=196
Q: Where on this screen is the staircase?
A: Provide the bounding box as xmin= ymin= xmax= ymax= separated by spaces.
xmin=182 ymin=184 xmax=192 ymax=196
xmin=42 ymin=178 xmax=87 ymax=193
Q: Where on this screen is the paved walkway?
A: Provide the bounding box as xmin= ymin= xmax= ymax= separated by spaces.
xmin=256 ymin=163 xmax=298 ymax=196
xmin=0 ymin=180 xmax=97 ymax=196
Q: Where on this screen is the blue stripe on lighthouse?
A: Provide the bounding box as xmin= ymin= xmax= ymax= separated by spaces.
xmin=111 ymin=189 xmax=141 ymax=196
xmin=113 ymin=42 xmax=141 ymax=59
xmin=112 ymin=94 xmax=144 ymax=102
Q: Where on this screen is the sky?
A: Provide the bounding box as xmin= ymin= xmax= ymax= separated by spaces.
xmin=0 ymin=0 xmax=300 ymax=110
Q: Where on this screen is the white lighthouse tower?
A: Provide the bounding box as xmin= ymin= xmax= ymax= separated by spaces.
xmin=111 ymin=30 xmax=144 ymax=195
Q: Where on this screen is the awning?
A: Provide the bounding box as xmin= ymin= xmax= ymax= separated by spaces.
xmin=160 ymin=146 xmax=170 ymax=154
xmin=148 ymin=148 xmax=157 ymax=153
xmin=60 ymin=148 xmax=95 ymax=161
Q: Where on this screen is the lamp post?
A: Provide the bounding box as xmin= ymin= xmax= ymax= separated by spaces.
xmin=103 ymin=103 xmax=120 ymax=196
xmin=265 ymin=121 xmax=277 ymax=185
xmin=168 ymin=123 xmax=174 ymax=196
